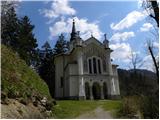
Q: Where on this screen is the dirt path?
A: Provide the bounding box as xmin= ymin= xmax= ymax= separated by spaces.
xmin=76 ymin=106 xmax=114 ymax=119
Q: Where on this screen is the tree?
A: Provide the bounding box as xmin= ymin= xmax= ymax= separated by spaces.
xmin=128 ymin=51 xmax=143 ymax=70
xmin=17 ymin=16 xmax=38 ymax=66
xmin=38 ymin=42 xmax=55 ymax=98
xmin=142 ymin=0 xmax=159 ymax=27
xmin=1 ymin=1 xmax=19 ymax=47
xmin=142 ymin=0 xmax=159 ymax=81
xmin=146 ymin=40 xmax=159 ymax=82
xmin=54 ymin=34 xmax=68 ymax=55
xmin=42 ymin=41 xmax=51 ymax=50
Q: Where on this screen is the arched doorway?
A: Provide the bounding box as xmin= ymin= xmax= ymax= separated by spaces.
xmin=103 ymin=82 xmax=108 ymax=99
xmin=85 ymin=82 xmax=90 ymax=99
xmin=92 ymin=82 xmax=101 ymax=99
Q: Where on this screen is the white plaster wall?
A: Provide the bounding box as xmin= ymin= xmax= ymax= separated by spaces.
xmin=69 ymin=76 xmax=79 ymax=96
xmin=69 ymin=64 xmax=78 ymax=75
xmin=110 ymin=65 xmax=120 ymax=95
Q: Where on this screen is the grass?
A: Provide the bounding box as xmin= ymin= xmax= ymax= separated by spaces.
xmin=52 ymin=100 xmax=122 ymax=119
xmin=100 ymin=100 xmax=122 ymax=111
xmin=1 ymin=45 xmax=51 ymax=99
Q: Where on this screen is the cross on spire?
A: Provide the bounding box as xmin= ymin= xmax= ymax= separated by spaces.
xmin=104 ymin=33 xmax=107 ymax=40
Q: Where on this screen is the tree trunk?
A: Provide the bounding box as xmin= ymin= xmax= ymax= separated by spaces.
xmin=148 ymin=46 xmax=159 ymax=83
xmin=150 ymin=0 xmax=159 ymax=27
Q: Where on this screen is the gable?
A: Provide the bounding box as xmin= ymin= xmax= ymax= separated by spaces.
xmin=83 ymin=41 xmax=108 ymax=73
xmin=83 ymin=42 xmax=106 ymax=58
xmin=84 ymin=37 xmax=103 ymax=47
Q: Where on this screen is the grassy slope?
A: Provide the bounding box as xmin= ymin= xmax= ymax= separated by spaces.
xmin=53 ymin=100 xmax=122 ymax=118
xmin=1 ymin=45 xmax=51 ymax=99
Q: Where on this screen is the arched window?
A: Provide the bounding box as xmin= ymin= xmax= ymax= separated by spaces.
xmin=88 ymin=57 xmax=102 ymax=74
xmin=98 ymin=59 xmax=101 ymax=74
xmin=89 ymin=59 xmax=92 ymax=74
xmin=93 ymin=57 xmax=97 ymax=74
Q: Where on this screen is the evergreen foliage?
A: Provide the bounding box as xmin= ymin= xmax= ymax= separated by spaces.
xmin=1 ymin=2 xmax=19 ymax=47
xmin=17 ymin=16 xmax=38 ymax=65
xmin=38 ymin=45 xmax=55 ymax=98
xmin=54 ymin=34 xmax=68 ymax=55
xmin=1 ymin=1 xmax=38 ymax=66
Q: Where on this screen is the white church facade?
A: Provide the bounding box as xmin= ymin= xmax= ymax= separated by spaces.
xmin=54 ymin=20 xmax=120 ymax=100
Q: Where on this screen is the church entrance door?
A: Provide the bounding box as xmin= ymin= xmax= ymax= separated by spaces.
xmin=92 ymin=82 xmax=101 ymax=99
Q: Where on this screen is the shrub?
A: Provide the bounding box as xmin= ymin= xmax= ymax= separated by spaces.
xmin=117 ymin=95 xmax=159 ymax=119
xmin=117 ymin=96 xmax=142 ymax=118
xmin=140 ymin=95 xmax=159 ymax=119
xmin=45 ymin=100 xmax=54 ymax=111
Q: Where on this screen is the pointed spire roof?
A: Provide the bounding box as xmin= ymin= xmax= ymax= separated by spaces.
xmin=70 ymin=19 xmax=77 ymax=41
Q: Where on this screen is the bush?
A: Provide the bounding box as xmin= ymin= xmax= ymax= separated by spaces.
xmin=140 ymin=95 xmax=159 ymax=119
xmin=117 ymin=96 xmax=142 ymax=118
xmin=117 ymin=95 xmax=159 ymax=119
xmin=45 ymin=100 xmax=54 ymax=111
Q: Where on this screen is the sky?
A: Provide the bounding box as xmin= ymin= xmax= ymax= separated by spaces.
xmin=17 ymin=0 xmax=159 ymax=71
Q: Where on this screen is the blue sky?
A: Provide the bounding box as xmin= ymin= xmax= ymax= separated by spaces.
xmin=17 ymin=0 xmax=159 ymax=70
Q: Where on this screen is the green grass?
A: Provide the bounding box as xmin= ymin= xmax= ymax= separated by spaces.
xmin=1 ymin=45 xmax=51 ymax=99
xmin=101 ymin=100 xmax=122 ymax=111
xmin=52 ymin=100 xmax=122 ymax=119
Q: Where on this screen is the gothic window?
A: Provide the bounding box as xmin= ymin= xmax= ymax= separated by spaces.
xmin=93 ymin=57 xmax=97 ymax=74
xmin=89 ymin=59 xmax=92 ymax=74
xmin=98 ymin=59 xmax=101 ymax=74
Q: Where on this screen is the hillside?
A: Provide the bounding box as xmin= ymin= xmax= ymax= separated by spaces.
xmin=1 ymin=45 xmax=54 ymax=118
xmin=118 ymin=68 xmax=158 ymax=97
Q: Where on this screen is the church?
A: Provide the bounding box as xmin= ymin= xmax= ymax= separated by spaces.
xmin=54 ymin=19 xmax=120 ymax=100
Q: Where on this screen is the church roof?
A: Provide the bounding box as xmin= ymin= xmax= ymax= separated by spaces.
xmin=84 ymin=36 xmax=103 ymax=46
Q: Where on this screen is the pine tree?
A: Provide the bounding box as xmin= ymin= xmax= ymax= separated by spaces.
xmin=17 ymin=16 xmax=38 ymax=65
xmin=38 ymin=42 xmax=55 ymax=98
xmin=54 ymin=34 xmax=68 ymax=55
xmin=1 ymin=1 xmax=19 ymax=48
xmin=42 ymin=41 xmax=51 ymax=50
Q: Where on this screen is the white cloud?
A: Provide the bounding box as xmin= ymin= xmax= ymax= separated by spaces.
xmin=39 ymin=0 xmax=76 ymax=19
xmin=110 ymin=43 xmax=132 ymax=63
xmin=140 ymin=23 xmax=153 ymax=32
xmin=153 ymin=41 xmax=159 ymax=48
xmin=40 ymin=0 xmax=103 ymax=40
xmin=49 ymin=17 xmax=103 ymax=40
xmin=137 ymin=0 xmax=144 ymax=8
xmin=110 ymin=10 xmax=148 ymax=31
xmin=110 ymin=31 xmax=135 ymax=42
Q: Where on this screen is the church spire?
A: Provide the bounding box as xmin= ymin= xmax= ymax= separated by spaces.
xmin=70 ymin=19 xmax=77 ymax=41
